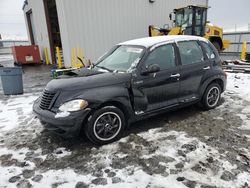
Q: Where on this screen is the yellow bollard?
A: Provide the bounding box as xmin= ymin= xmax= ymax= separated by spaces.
xmin=73 ymin=48 xmax=77 ymax=68
xmin=44 ymin=47 xmax=49 ymax=65
xmin=56 ymin=47 xmax=63 ymax=68
xmin=71 ymin=48 xmax=74 ymax=67
xmin=76 ymin=47 xmax=80 ymax=68
xmin=71 ymin=48 xmax=75 ymax=68
xmin=241 ymin=41 xmax=247 ymax=61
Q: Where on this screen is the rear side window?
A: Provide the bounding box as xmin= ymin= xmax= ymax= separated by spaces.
xmin=145 ymin=44 xmax=176 ymax=70
xmin=178 ymin=41 xmax=204 ymax=65
xmin=200 ymin=41 xmax=216 ymax=59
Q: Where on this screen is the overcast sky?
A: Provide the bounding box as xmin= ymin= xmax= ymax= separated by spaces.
xmin=0 ymin=0 xmax=26 ymax=39
xmin=0 ymin=0 xmax=249 ymax=39
xmin=208 ymin=0 xmax=250 ymax=30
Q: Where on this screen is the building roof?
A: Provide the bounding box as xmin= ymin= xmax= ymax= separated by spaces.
xmin=119 ymin=35 xmax=207 ymax=48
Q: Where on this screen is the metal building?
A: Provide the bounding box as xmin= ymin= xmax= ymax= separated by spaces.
xmin=222 ymin=31 xmax=250 ymax=60
xmin=23 ymin=0 xmax=207 ymax=67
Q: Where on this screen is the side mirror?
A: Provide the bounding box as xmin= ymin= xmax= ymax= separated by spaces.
xmin=141 ymin=64 xmax=160 ymax=75
xmin=169 ymin=12 xmax=175 ymax=21
xmin=169 ymin=13 xmax=172 ymax=20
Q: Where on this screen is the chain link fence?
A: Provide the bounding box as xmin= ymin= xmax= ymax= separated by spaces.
xmin=0 ymin=40 xmax=29 ymax=55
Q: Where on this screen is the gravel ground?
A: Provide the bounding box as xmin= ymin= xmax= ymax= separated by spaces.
xmin=0 ymin=56 xmax=249 ymax=188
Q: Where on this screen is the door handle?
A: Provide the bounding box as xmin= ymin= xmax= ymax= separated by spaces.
xmin=170 ymin=73 xmax=180 ymax=78
xmin=203 ymin=66 xmax=210 ymax=70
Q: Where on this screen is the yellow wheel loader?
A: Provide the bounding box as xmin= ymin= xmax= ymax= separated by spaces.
xmin=149 ymin=5 xmax=230 ymax=52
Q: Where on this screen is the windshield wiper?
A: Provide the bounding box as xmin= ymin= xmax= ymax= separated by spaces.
xmin=95 ymin=65 xmax=113 ymax=72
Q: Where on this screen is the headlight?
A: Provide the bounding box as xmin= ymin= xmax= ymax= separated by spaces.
xmin=59 ymin=99 xmax=88 ymax=112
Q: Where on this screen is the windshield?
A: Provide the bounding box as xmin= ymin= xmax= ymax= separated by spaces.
xmin=175 ymin=7 xmax=193 ymax=28
xmin=94 ymin=45 xmax=144 ymax=72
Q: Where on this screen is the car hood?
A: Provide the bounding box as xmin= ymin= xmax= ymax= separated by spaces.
xmin=45 ymin=68 xmax=131 ymax=92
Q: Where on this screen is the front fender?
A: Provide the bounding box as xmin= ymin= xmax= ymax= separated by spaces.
xmin=54 ymin=84 xmax=134 ymax=118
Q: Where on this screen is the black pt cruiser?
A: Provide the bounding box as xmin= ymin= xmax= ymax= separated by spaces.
xmin=33 ymin=35 xmax=227 ymax=145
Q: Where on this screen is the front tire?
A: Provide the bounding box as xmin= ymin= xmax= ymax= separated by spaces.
xmin=85 ymin=106 xmax=125 ymax=145
xmin=201 ymin=83 xmax=221 ymax=110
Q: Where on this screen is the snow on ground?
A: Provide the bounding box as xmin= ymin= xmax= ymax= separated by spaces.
xmin=2 ymin=129 xmax=248 ymax=188
xmin=0 ymin=72 xmax=250 ymax=188
xmin=0 ymin=94 xmax=39 ymax=134
xmin=226 ymin=73 xmax=250 ymax=131
xmin=227 ymin=73 xmax=250 ymax=101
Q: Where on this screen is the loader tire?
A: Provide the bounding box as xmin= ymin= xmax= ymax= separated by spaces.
xmin=212 ymin=41 xmax=221 ymax=53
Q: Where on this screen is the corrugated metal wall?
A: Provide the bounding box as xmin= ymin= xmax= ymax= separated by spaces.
xmin=221 ymin=31 xmax=250 ymax=60
xmin=23 ymin=0 xmax=52 ymax=63
xmin=223 ymin=32 xmax=250 ymax=53
xmin=56 ymin=0 xmax=207 ymax=67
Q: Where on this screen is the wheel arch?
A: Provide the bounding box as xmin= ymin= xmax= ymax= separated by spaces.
xmin=99 ymin=101 xmax=130 ymax=123
xmin=86 ymin=99 xmax=134 ymax=129
xmin=80 ymin=99 xmax=131 ymax=136
xmin=199 ymin=77 xmax=225 ymax=98
xmin=212 ymin=78 xmax=224 ymax=91
xmin=209 ymin=36 xmax=223 ymax=51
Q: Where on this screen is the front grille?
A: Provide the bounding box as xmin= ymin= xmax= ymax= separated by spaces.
xmin=39 ymin=90 xmax=56 ymax=110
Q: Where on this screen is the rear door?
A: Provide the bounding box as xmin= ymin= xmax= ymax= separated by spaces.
xmin=177 ymin=40 xmax=212 ymax=103
xmin=132 ymin=43 xmax=180 ymax=112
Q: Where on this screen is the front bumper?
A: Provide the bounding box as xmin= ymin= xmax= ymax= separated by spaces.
xmin=33 ymin=98 xmax=91 ymax=137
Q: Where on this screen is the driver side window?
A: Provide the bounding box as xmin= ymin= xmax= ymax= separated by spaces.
xmin=144 ymin=44 xmax=176 ymax=70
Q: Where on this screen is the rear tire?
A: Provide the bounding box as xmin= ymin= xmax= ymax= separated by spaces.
xmin=201 ymin=83 xmax=221 ymax=110
xmin=85 ymin=106 xmax=125 ymax=145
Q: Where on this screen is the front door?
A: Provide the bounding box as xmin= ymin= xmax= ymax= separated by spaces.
xmin=132 ymin=43 xmax=180 ymax=113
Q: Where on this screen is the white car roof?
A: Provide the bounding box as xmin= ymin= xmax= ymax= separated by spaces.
xmin=119 ymin=35 xmax=208 ymax=48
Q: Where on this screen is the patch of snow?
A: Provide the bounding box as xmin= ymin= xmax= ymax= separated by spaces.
xmin=0 ymin=166 xmax=24 ymax=187
xmin=55 ymin=111 xmax=70 ymax=118
xmin=112 ymin=169 xmax=187 ymax=188
xmin=0 ymin=146 xmax=86 ymax=187
xmin=236 ymin=114 xmax=250 ymax=130
xmin=236 ymin=172 xmax=250 ymax=187
xmin=213 ymin=116 xmax=224 ymax=120
xmin=0 ymin=147 xmax=30 ymax=162
xmin=53 ymin=148 xmax=72 ymax=158
xmin=0 ymin=94 xmax=39 ymax=136
xmin=33 ymin=169 xmax=93 ymax=188
xmin=225 ymin=73 xmax=250 ymax=131
xmin=226 ymin=73 xmax=250 ymax=102
xmin=89 ymin=129 xmax=249 ymax=187
xmin=0 ymin=147 xmax=45 ymax=186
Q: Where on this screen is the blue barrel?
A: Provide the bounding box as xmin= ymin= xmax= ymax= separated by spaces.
xmin=0 ymin=67 xmax=23 ymax=95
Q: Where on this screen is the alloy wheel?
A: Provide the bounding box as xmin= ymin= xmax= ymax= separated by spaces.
xmin=206 ymin=86 xmax=220 ymax=107
xmin=93 ymin=112 xmax=122 ymax=141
